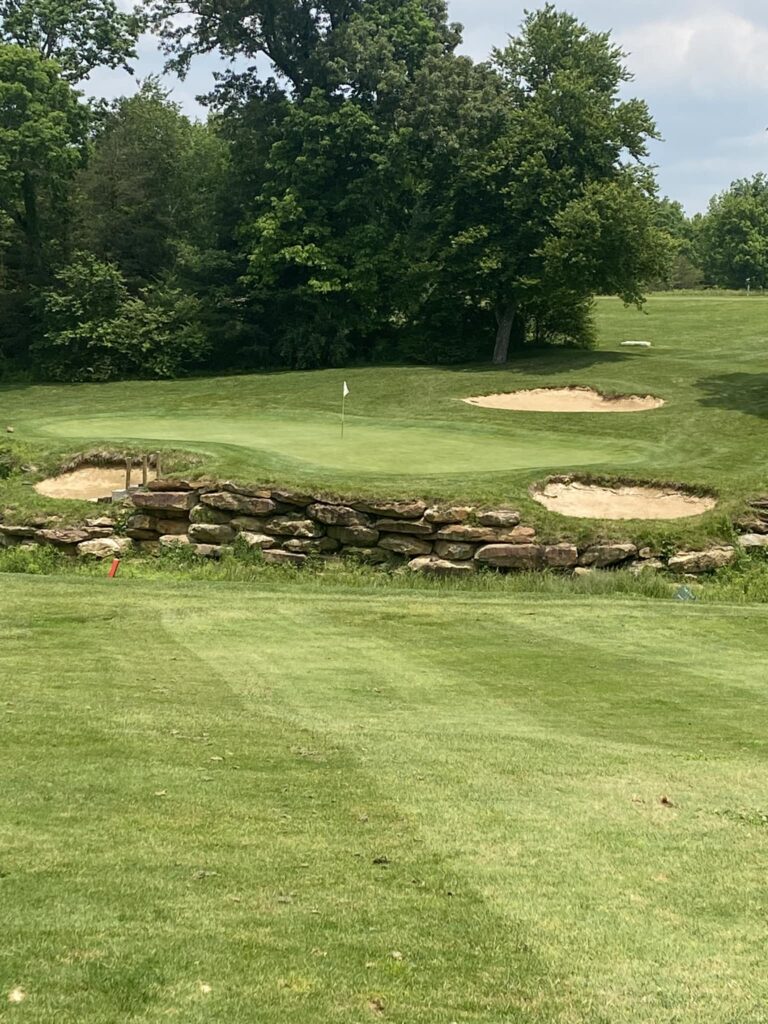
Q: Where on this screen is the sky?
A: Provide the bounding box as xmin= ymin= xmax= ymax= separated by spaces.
xmin=85 ymin=0 xmax=768 ymax=214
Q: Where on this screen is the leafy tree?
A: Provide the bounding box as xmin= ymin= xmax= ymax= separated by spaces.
xmin=0 ymin=43 xmax=87 ymax=362
xmin=400 ymin=6 xmax=671 ymax=363
xmin=651 ymin=197 xmax=703 ymax=290
xmin=74 ymin=80 xmax=225 ymax=288
xmin=35 ymin=252 xmax=208 ymax=380
xmin=698 ymin=175 xmax=768 ymax=290
xmin=0 ymin=0 xmax=144 ymax=81
xmin=152 ymin=0 xmax=460 ymax=100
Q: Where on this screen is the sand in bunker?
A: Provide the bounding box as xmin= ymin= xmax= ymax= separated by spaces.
xmin=533 ymin=480 xmax=716 ymax=521
xmin=35 ymin=466 xmax=142 ymax=501
xmin=463 ymin=387 xmax=664 ymax=413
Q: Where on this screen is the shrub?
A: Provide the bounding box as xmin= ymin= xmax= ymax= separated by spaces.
xmin=34 ymin=253 xmax=209 ymax=381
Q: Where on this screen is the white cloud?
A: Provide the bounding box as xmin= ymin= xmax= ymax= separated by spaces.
xmin=621 ymin=12 xmax=768 ymax=95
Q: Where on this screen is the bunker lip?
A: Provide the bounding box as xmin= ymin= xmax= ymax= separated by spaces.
xmin=532 ymin=476 xmax=716 ymax=521
xmin=35 ymin=465 xmax=144 ymax=501
xmin=463 ymin=386 xmax=664 ymax=413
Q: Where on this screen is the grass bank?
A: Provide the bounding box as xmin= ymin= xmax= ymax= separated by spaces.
xmin=1 ymin=293 xmax=767 ymax=546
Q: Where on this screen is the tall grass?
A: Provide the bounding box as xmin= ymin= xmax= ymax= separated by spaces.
xmin=8 ymin=542 xmax=767 ymax=601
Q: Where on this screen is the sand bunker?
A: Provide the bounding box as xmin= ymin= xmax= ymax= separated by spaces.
xmin=533 ymin=478 xmax=716 ymax=521
xmin=463 ymin=387 xmax=664 ymax=413
xmin=35 ymin=466 xmax=143 ymax=501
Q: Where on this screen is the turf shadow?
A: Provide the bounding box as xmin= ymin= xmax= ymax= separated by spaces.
xmin=442 ymin=348 xmax=635 ymax=376
xmin=696 ymin=372 xmax=768 ymax=418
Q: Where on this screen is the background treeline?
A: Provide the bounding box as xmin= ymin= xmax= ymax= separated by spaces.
xmin=0 ymin=0 xmax=762 ymax=383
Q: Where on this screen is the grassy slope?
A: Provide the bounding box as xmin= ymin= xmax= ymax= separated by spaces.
xmin=1 ymin=293 xmax=767 ymax=546
xmin=2 ymin=573 xmax=767 ymax=1022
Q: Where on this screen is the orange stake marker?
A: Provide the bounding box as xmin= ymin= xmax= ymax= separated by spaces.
xmin=108 ymin=558 xmax=121 ymax=578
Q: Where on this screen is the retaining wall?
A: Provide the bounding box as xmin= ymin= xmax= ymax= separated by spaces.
xmin=2 ymin=478 xmax=766 ymax=575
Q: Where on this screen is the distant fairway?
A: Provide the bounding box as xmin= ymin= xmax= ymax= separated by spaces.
xmin=2 ymin=573 xmax=767 ymax=1022
xmin=3 ymin=292 xmax=768 ymax=536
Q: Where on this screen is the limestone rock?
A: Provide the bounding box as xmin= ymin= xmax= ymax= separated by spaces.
xmin=77 ymin=536 xmax=133 ymax=559
xmin=476 ymin=509 xmax=521 ymax=528
xmin=639 ymin=546 xmax=663 ymax=559
xmin=436 ymin=524 xmax=500 ymax=543
xmin=284 ymin=537 xmax=339 ymax=554
xmin=628 ymin=558 xmax=664 ymax=574
xmin=307 ymin=503 xmax=369 ymax=527
xmin=475 ymin=543 xmax=544 ymax=569
xmin=739 ymin=533 xmax=768 ymax=551
xmin=423 ymin=505 xmax=475 ymax=524
xmin=578 ymin=543 xmax=637 ymax=568
xmin=126 ymin=514 xmax=160 ymax=540
xmin=262 ymin=549 xmax=307 ymax=567
xmin=668 ymin=547 xmax=735 ymax=573
xmin=192 ymin=543 xmax=223 ymax=559
xmin=126 ymin=514 xmax=156 ymax=531
xmin=189 ymin=522 xmax=235 ymax=544
xmin=265 ymin=515 xmax=324 ymax=539
xmin=0 ymin=524 xmax=36 ymax=538
xmin=35 ymin=527 xmax=91 ymax=547
xmin=373 ymin=518 xmax=435 ymax=537
xmin=342 ymin=546 xmax=392 ymax=564
xmin=230 ymin=515 xmax=269 ymax=532
xmin=327 ymin=524 xmax=379 ymax=547
xmin=433 ymin=540 xmax=476 ymax=561
xmin=543 ymin=543 xmax=579 ymax=568
xmin=85 ymin=516 xmax=115 ymax=529
xmin=189 ymin=503 xmax=232 ymax=525
xmin=159 ymin=534 xmax=191 ymax=548
xmin=271 ymin=488 xmax=314 ymax=507
xmin=353 ymin=499 xmax=426 ymax=520
xmin=378 ymin=534 xmax=433 ymax=556
xmin=220 ymin=481 xmax=272 ymax=498
xmin=496 ymin=526 xmax=536 ymax=543
xmin=147 ymin=478 xmax=199 ymax=491
xmin=238 ymin=532 xmax=275 ymax=550
xmin=82 ymin=526 xmax=115 ymax=539
xmin=408 ymin=555 xmax=475 ymax=576
xmin=154 ymin=518 xmax=189 ymax=536
xmin=734 ymin=515 xmax=768 ymax=535
xmin=572 ymin=566 xmax=594 ymax=578
xmin=132 ymin=490 xmax=198 ymax=516
xmin=200 ymin=491 xmax=276 ymax=516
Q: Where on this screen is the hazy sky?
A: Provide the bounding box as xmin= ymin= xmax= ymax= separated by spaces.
xmin=85 ymin=1 xmax=768 ymax=213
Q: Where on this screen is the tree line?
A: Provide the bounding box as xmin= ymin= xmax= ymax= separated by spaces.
xmin=0 ymin=1 xmax=760 ymax=383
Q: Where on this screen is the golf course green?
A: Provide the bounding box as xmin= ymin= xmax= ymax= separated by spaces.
xmin=2 ymin=294 xmax=767 ymax=531
xmin=2 ymin=573 xmax=766 ymax=1023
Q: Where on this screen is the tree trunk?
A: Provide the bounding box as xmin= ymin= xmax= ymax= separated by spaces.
xmin=492 ymin=305 xmax=527 ymax=364
xmin=492 ymin=305 xmax=515 ymax=365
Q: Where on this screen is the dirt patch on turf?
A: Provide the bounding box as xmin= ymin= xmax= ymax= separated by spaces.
xmin=463 ymin=387 xmax=664 ymax=413
xmin=35 ymin=466 xmax=143 ymax=501
xmin=532 ymin=477 xmax=716 ymax=520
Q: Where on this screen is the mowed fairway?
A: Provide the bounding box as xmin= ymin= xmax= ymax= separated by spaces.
xmin=2 ymin=294 xmax=768 ymax=522
xmin=2 ymin=574 xmax=767 ymax=1023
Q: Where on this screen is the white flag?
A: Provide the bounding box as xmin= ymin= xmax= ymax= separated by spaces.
xmin=343 ymin=381 xmax=349 ymax=398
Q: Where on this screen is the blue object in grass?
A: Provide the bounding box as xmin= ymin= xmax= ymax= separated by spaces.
xmin=675 ymin=585 xmax=697 ymax=602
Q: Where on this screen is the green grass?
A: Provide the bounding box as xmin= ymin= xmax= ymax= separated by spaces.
xmin=1 ymin=292 xmax=767 ymax=546
xmin=1 ymin=572 xmax=767 ymax=1022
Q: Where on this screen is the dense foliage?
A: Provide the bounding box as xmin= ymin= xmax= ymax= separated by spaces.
xmin=4 ymin=0 xmax=755 ymax=383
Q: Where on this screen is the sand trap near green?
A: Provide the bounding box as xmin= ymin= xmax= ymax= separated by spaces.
xmin=41 ymin=411 xmax=647 ymax=476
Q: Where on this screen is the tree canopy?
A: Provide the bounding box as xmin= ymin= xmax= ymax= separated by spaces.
xmin=0 ymin=0 xmax=144 ymax=80
xmin=0 ymin=1 xmax=694 ymax=381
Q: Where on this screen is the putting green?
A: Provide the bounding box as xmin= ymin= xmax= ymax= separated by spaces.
xmin=41 ymin=411 xmax=649 ymax=476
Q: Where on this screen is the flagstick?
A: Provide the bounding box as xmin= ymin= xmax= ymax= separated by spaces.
xmin=341 ymin=390 xmax=346 ymax=439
